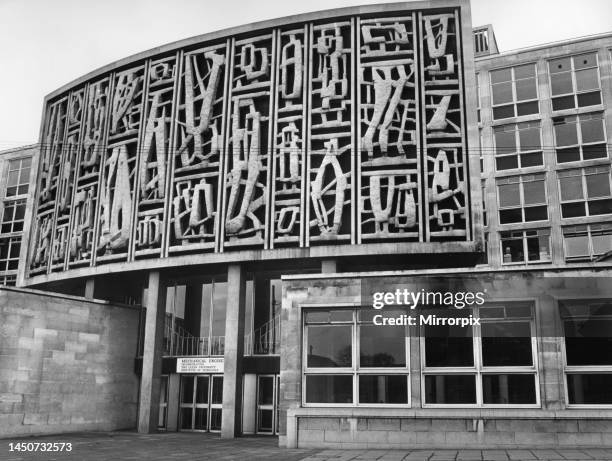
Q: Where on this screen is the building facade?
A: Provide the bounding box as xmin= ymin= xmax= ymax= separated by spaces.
xmin=2 ymin=0 xmax=612 ymax=448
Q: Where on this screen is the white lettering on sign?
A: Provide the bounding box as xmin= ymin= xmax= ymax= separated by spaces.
xmin=176 ymin=357 xmax=224 ymax=374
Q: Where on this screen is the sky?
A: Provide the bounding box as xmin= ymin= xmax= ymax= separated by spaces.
xmin=0 ymin=0 xmax=611 ymax=150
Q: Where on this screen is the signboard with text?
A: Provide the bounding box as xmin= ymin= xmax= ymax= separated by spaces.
xmin=176 ymin=357 xmax=224 ymax=374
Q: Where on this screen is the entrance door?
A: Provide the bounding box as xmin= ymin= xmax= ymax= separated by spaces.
xmin=256 ymin=374 xmax=278 ymax=434
xmin=179 ymin=375 xmax=223 ymax=432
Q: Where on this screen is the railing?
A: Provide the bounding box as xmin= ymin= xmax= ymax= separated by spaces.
xmin=245 ymin=314 xmax=281 ymax=355
xmin=163 ymin=319 xmax=225 ymax=357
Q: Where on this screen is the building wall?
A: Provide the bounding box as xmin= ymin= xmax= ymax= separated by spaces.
xmin=476 ymin=34 xmax=612 ymax=268
xmin=0 ymin=287 xmax=140 ymax=437
xmin=279 ymin=268 xmax=612 ymax=448
xmin=0 ymin=145 xmax=37 ymax=286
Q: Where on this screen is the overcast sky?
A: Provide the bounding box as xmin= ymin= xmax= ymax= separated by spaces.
xmin=1 ymin=0 xmax=611 ymax=150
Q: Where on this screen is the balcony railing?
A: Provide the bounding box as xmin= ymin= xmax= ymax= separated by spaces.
xmin=245 ymin=314 xmax=280 ymax=355
xmin=163 ymin=319 xmax=224 ymax=357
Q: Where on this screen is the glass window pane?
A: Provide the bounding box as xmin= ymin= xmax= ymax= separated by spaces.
xmin=568 ymin=374 xmax=612 ymax=404
xmin=494 ymin=129 xmax=516 ymax=154
xmin=481 ymin=322 xmax=533 ymax=366
xmin=359 ymin=375 xmax=408 ymax=404
xmin=211 ymin=281 xmax=227 ymax=338
xmin=210 ymin=408 xmax=222 ymax=431
xmin=592 ymin=233 xmax=612 ymax=255
xmin=514 ymin=64 xmax=535 ymax=79
xmin=520 ymin=152 xmax=543 ymax=168
xmin=555 ymin=122 xmax=578 ymax=146
xmin=588 ymin=198 xmax=612 ymax=215
xmin=518 ymin=126 xmax=540 ymax=151
xmin=550 ymin=72 xmax=573 ymax=95
xmin=181 ymin=377 xmax=194 ymax=404
xmin=573 ymin=53 xmax=597 ymax=69
xmin=194 ymin=408 xmax=208 ymax=430
xmin=516 ymin=101 xmax=539 ymax=116
xmin=196 ymin=376 xmax=209 ymax=404
xmin=482 ymin=374 xmax=536 ymax=404
xmin=493 ymin=105 xmax=515 ymax=120
xmin=565 ymin=318 xmax=612 ymax=366
xmin=305 ymin=375 xmax=353 ymax=403
xmin=307 ymin=325 xmax=352 ymax=367
xmin=492 ymin=82 xmax=513 ymax=105
xmin=180 ymin=408 xmax=193 ymax=430
xmin=515 ymin=78 xmax=537 ymax=101
xmin=498 ymin=183 xmax=521 ymax=207
xmin=425 ymin=316 xmax=474 ymax=367
xmin=577 ymin=91 xmax=601 ymax=107
xmin=580 ymin=117 xmax=604 ymax=144
xmin=583 ymin=144 xmax=607 ymax=160
xmin=586 ymin=173 xmax=610 ymax=198
xmin=496 ymin=156 xmax=519 ymax=171
xmin=360 ymin=322 xmax=406 ymax=367
xmin=549 ymin=57 xmax=571 ymax=74
xmin=559 ymin=176 xmax=584 ymax=201
xmin=552 ymin=96 xmax=575 ymax=111
xmin=576 ymin=68 xmax=599 ymax=92
xmin=258 ymin=376 xmax=274 ymax=405
xmin=565 ymin=235 xmax=589 ymax=258
xmin=527 ymin=233 xmax=550 ymax=261
xmin=490 ymin=68 xmax=512 ymax=84
xmin=524 ymin=206 xmax=547 ymax=222
xmin=556 ymin=147 xmax=581 ymax=163
xmin=211 ymin=376 xmax=223 ymax=404
xmin=501 ymin=236 xmax=525 ymax=263
xmin=499 ymin=209 xmax=523 ymax=224
xmin=523 ymin=180 xmax=545 ymax=205
xmin=425 ymin=375 xmax=476 ymax=404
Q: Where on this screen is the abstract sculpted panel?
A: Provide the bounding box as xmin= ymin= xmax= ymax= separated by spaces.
xmin=28 ymin=4 xmax=475 ymax=277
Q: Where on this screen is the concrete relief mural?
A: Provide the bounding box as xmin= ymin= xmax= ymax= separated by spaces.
xmin=28 ymin=6 xmax=473 ymax=277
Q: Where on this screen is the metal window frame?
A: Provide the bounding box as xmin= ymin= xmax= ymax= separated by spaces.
xmin=553 ymin=112 xmax=608 ymax=163
xmin=490 ymin=63 xmax=539 ymax=120
xmin=499 ymin=228 xmax=552 ymax=266
xmin=558 ymin=167 xmax=612 ymax=219
xmin=548 ymin=52 xmax=602 ymax=110
xmin=496 ymin=174 xmax=548 ymax=224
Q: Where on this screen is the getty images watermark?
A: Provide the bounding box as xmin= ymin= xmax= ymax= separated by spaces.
xmin=371 ymin=289 xmax=486 ymax=326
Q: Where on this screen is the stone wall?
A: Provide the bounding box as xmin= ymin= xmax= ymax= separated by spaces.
xmin=295 ymin=416 xmax=612 ymax=449
xmin=0 ymin=287 xmax=140 ymax=437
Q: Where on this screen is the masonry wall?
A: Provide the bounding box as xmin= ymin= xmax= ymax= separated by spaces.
xmin=0 ymin=287 xmax=140 ymax=437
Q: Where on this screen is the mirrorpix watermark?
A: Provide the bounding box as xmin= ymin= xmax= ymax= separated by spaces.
xmin=370 ymin=288 xmax=486 ymax=326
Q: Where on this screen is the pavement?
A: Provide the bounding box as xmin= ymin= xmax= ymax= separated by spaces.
xmin=1 ymin=432 xmax=611 ymax=461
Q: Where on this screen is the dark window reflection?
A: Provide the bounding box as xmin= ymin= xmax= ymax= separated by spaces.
xmin=564 ymin=319 xmax=612 ymax=366
xmin=306 ymin=375 xmax=353 ymax=403
xmin=568 ymin=374 xmax=612 ymax=404
xmin=360 ymin=323 xmax=406 ymax=367
xmin=482 ymin=374 xmax=536 ymax=404
xmin=425 ymin=320 xmax=473 ymax=367
xmin=481 ymin=322 xmax=533 ymax=366
xmin=307 ymin=325 xmax=352 ymax=367
xmin=359 ymin=375 xmax=408 ymax=404
xmin=425 ymin=375 xmax=476 ymax=404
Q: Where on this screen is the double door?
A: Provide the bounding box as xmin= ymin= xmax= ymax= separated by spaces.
xmin=179 ymin=375 xmax=223 ymax=432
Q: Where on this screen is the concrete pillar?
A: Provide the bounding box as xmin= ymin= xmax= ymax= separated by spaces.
xmin=321 ymin=259 xmax=337 ymax=273
xmin=138 ymin=271 xmax=167 ymax=433
xmin=221 ymin=264 xmax=246 ymax=438
xmin=166 ymin=374 xmax=180 ymax=431
xmin=537 ymin=294 xmax=565 ymax=410
xmin=84 ymin=278 xmax=95 ymax=299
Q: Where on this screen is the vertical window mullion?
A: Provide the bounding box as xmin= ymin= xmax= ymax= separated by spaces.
xmin=473 ymin=306 xmax=483 ymax=405
xmin=511 ymin=68 xmax=518 ymax=116
xmin=353 ymin=311 xmax=358 ymax=406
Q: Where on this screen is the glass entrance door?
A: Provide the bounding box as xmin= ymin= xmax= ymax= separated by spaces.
xmin=179 ymin=375 xmax=223 ymax=432
xmin=256 ymin=375 xmax=278 ymax=434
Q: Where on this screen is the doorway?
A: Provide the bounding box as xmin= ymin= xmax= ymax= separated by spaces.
xmin=256 ymin=374 xmax=279 ymax=434
xmin=179 ymin=374 xmax=223 ymax=432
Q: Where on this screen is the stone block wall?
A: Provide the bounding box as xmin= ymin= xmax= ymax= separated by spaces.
xmin=296 ymin=417 xmax=612 ymax=449
xmin=0 ymin=287 xmax=140 ymax=437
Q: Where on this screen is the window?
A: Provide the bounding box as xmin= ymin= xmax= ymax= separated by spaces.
xmin=303 ymin=308 xmax=409 ymax=406
xmin=490 ymin=64 xmax=538 ymax=120
xmin=549 ymin=53 xmax=601 ymax=111
xmin=497 ymin=174 xmax=548 ymax=224
xmin=563 ymin=223 xmax=612 ymax=260
xmin=494 ymin=122 xmax=543 ymax=170
xmin=1 ymin=199 xmax=26 ymax=234
xmin=4 ymin=157 xmax=31 ymax=198
xmin=554 ymin=113 xmax=607 ymax=163
xmin=0 ymin=236 xmax=21 ymax=273
xmin=482 ymin=179 xmax=487 ymax=227
xmin=561 ymin=300 xmax=612 ymax=405
xmin=476 ymin=73 xmax=481 ymax=123
xmin=422 ymin=303 xmax=538 ymax=406
xmin=558 ymin=167 xmax=612 ymax=218
xmin=501 ymin=229 xmax=551 ymax=264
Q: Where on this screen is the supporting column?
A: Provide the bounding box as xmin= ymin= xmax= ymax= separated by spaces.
xmin=166 ymin=374 xmax=180 ymax=432
xmin=221 ymin=264 xmax=246 ymax=438
xmin=138 ymin=271 xmax=167 ymax=433
xmin=84 ymin=278 xmax=95 ymax=299
xmin=321 ymin=259 xmax=337 ymax=274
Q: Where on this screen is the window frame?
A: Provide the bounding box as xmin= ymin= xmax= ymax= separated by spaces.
xmin=562 ymin=223 xmax=612 ymax=261
xmin=500 ymin=228 xmax=552 ymax=265
xmin=302 ymin=305 xmax=411 ymax=408
xmin=420 ymin=301 xmax=540 ymax=409
xmin=557 ymin=166 xmax=612 ymax=219
xmin=493 ymin=122 xmax=544 ymax=171
xmin=553 ymin=112 xmax=608 ymax=164
xmin=490 ymin=63 xmax=539 ymax=121
xmin=496 ymin=174 xmax=548 ymax=224
xmin=548 ymin=52 xmax=602 ymax=112
xmin=560 ymin=299 xmax=612 ymax=409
